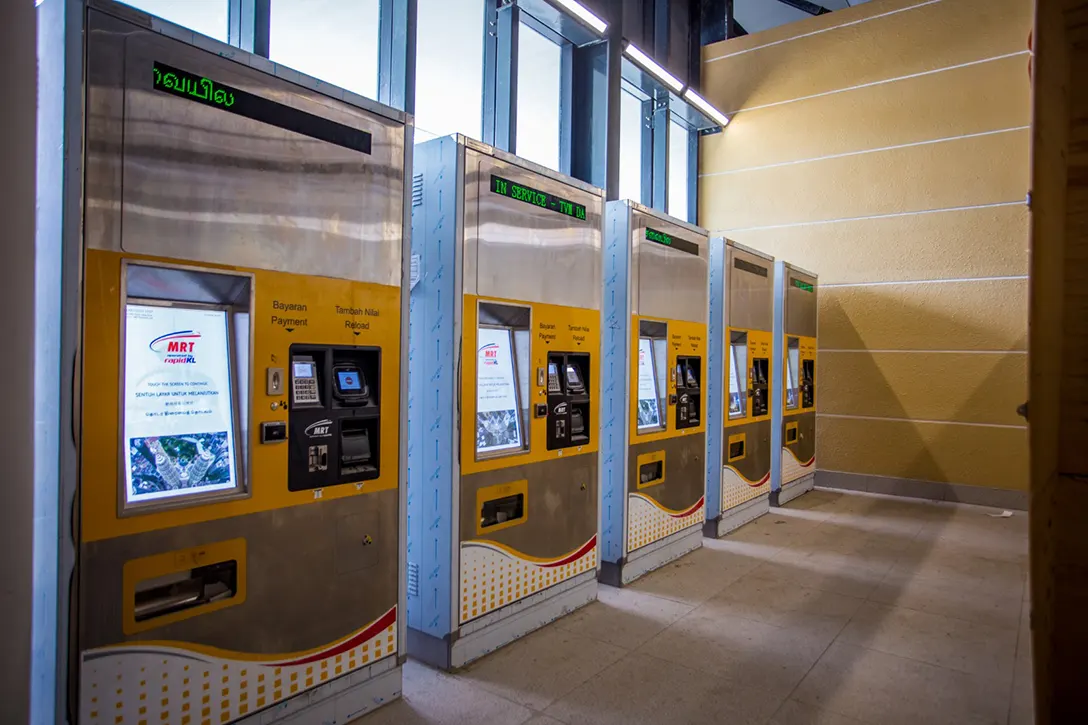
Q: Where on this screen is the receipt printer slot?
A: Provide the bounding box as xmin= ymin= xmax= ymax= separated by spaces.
xmin=340 ymin=421 xmax=377 ymax=478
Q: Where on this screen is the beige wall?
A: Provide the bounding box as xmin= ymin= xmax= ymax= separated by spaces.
xmin=699 ymin=0 xmax=1033 ymax=491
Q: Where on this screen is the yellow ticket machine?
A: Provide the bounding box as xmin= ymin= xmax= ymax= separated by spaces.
xmin=599 ymin=201 xmax=709 ymax=585
xmin=705 ymin=240 xmax=776 ymax=536
xmin=771 ymin=263 xmax=819 ymax=506
xmin=74 ymin=6 xmax=409 ymax=724
xmin=407 ymin=136 xmax=603 ymax=669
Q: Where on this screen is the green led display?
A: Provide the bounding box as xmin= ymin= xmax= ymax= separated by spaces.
xmin=645 ymin=228 xmax=672 ymax=245
xmin=154 ymin=63 xmax=235 ymax=108
xmin=151 ymin=61 xmax=372 ymax=155
xmin=791 ymin=278 xmax=814 ymax=293
xmin=645 ymin=227 xmax=700 ymax=256
xmin=490 ymin=175 xmax=587 ymax=221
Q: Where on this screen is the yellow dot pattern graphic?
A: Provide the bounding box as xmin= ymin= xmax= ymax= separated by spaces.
xmin=626 ymin=494 xmax=705 ymax=553
xmin=80 ymin=609 xmax=396 ymax=725
xmin=781 ymin=448 xmax=814 ymax=485
xmin=459 ymin=540 xmax=597 ymax=624
xmin=722 ymin=466 xmax=770 ymax=511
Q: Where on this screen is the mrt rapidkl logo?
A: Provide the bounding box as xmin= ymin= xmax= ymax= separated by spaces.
xmin=149 ymin=330 xmax=201 ymax=364
xmin=479 ymin=343 xmax=499 ymax=365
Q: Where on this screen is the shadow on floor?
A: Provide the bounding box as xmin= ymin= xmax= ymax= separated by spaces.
xmin=359 ymin=489 xmax=1030 ymax=725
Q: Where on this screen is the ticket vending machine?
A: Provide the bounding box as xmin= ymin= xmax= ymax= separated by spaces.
xmin=73 ymin=6 xmax=409 ymax=724
xmin=705 ymin=240 xmax=776 ymax=537
xmin=599 ymin=202 xmax=709 ymax=585
xmin=407 ymin=135 xmax=602 ymax=669
xmin=770 ymin=263 xmax=819 ymax=506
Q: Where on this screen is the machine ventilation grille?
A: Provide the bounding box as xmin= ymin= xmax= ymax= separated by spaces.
xmin=412 ymin=174 xmax=424 ymax=207
xmin=407 ymin=561 xmax=419 ymax=597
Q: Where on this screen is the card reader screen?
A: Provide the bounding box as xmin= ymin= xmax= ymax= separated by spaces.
xmin=337 ymin=370 xmax=362 ymax=391
xmin=566 ymin=366 xmax=580 ymax=385
xmin=294 ymin=362 xmax=315 ymax=378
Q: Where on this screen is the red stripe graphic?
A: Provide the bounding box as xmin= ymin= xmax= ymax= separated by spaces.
xmin=669 ymin=496 xmax=705 ymax=519
xmin=271 ymin=606 xmax=396 ymax=667
xmin=540 ymin=535 xmax=597 ymax=568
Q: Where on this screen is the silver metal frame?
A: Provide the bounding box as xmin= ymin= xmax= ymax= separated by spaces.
xmin=116 ymin=259 xmax=255 ymax=517
xmin=628 ymin=201 xmax=708 ymax=322
xmin=397 ymin=120 xmax=414 ymax=659
xmin=474 ymin=300 xmax=534 ymax=462
xmin=88 ymin=0 xmax=408 ymax=126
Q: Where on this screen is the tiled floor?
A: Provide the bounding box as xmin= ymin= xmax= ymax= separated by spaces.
xmin=364 ymin=489 xmax=1031 ymax=725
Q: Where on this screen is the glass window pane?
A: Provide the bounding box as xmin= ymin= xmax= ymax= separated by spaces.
xmin=668 ymin=115 xmax=690 ymax=221
xmin=618 ymin=88 xmax=644 ymax=203
xmin=415 ymin=0 xmax=486 ymax=141
xmin=516 ymin=23 xmax=562 ymax=172
xmin=269 ymin=0 xmax=380 ymax=99
xmin=122 ymin=0 xmax=228 ymax=42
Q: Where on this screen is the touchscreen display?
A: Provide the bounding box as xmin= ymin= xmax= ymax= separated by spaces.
xmin=123 ymin=304 xmax=238 ymax=506
xmin=476 ymin=328 xmax=523 ymax=455
xmin=337 ymin=370 xmax=362 ymax=391
xmin=636 ymin=338 xmax=661 ymax=429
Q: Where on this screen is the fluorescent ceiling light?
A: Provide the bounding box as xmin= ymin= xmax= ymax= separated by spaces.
xmin=682 ymin=88 xmax=730 ymax=127
xmin=550 ymin=0 xmax=608 ymax=34
xmin=623 ymin=43 xmax=683 ymax=93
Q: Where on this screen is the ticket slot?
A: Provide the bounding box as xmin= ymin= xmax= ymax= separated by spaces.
xmin=134 ymin=560 xmax=238 ymax=622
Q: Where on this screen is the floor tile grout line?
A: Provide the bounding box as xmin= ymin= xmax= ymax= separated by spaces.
xmin=767 ymin=603 xmax=859 ymax=725
xmin=1006 ymin=593 xmax=1029 ymax=725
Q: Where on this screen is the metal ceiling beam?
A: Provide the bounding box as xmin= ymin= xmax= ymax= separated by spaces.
xmin=772 ymin=0 xmax=832 ymax=15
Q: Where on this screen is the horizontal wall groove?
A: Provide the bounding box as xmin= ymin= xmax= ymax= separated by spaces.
xmin=700 ymin=126 xmax=1029 ymax=178
xmin=819 ymin=412 xmax=1027 ymax=430
xmin=721 ymin=50 xmax=1030 ymax=116
xmin=705 ymin=0 xmax=944 ymax=63
xmin=822 ymin=275 xmax=1029 ymax=288
xmin=713 ymin=200 xmax=1025 ymax=234
xmin=819 ymin=348 xmax=1028 ymax=355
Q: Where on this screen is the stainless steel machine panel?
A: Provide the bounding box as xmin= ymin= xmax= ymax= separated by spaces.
xmin=632 ymin=210 xmax=708 ymax=323
xmin=465 ymin=149 xmax=603 ymax=310
xmin=786 ymin=268 xmax=818 ymax=338
xmin=728 ymin=245 xmax=774 ymax=332
xmin=85 ymin=12 xmax=406 ymax=286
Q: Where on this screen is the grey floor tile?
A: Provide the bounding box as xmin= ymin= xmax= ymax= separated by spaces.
xmin=362 ymin=661 xmax=533 ymax=725
xmin=376 ymin=491 xmax=1031 ymax=725
xmin=870 ymin=567 xmax=1023 ymax=630
xmin=708 ymin=572 xmax=864 ymax=633
xmin=781 ymin=489 xmax=850 ymax=514
xmin=752 ymin=550 xmax=892 ymax=600
xmin=554 ymin=584 xmax=694 ymax=650
xmin=793 ymin=641 xmax=1009 ymax=725
xmin=635 ymin=602 xmax=836 ymax=700
xmin=718 ymin=511 xmax=828 ymax=555
xmin=1009 ymin=600 xmax=1034 ymax=725
xmin=544 ymin=651 xmax=785 ymax=725
xmin=457 ymin=624 xmax=626 ymax=711
xmin=1009 ymin=648 xmax=1033 ymax=725
xmin=523 ymin=716 xmax=567 ymax=725
xmin=629 ymin=546 xmax=758 ymax=605
xmin=837 ymin=601 xmax=1018 ymax=682
xmin=888 ymin=545 xmax=1027 ymax=599
xmin=768 ymin=699 xmax=873 ymax=725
